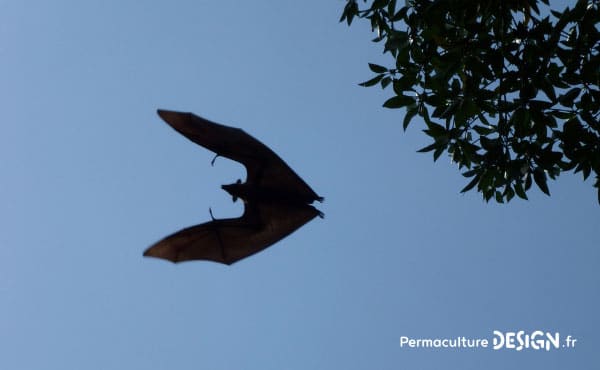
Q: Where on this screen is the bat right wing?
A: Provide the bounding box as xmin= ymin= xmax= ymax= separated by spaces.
xmin=157 ymin=109 xmax=322 ymax=203
xmin=143 ymin=203 xmax=321 ymax=265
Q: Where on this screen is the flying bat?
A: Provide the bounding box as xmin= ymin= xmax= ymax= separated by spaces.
xmin=144 ymin=109 xmax=323 ymax=265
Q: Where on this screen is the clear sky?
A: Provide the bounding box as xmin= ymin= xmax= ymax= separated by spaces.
xmin=1 ymin=1 xmax=598 ymax=369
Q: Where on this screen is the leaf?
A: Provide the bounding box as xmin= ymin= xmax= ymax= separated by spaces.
xmin=511 ymin=107 xmax=532 ymax=136
xmin=393 ymin=74 xmax=417 ymax=94
xmin=387 ymin=0 xmax=397 ymax=17
xmin=473 ymin=125 xmax=496 ymax=135
xmin=339 ymin=1 xmax=359 ymax=25
xmin=514 ymin=183 xmax=528 ymax=200
xmin=403 ymin=105 xmax=417 ymax=131
xmin=519 ymin=84 xmax=538 ymax=101
xmin=368 ymin=63 xmax=388 ymax=74
xmin=504 ymin=185 xmax=515 ymax=202
xmin=417 ymin=142 xmax=438 ymax=153
xmin=433 ymin=145 xmax=445 ymax=161
xmin=533 ymin=168 xmax=551 ymax=195
xmin=550 ymin=110 xmax=574 ymax=119
xmin=478 ymin=169 xmax=497 ymax=192
xmin=462 ymin=168 xmax=479 ymax=178
xmin=595 ymin=177 xmax=600 ymax=205
xmin=383 ymin=94 xmax=415 ymax=108
xmin=359 ymin=74 xmax=384 ymax=87
xmin=540 ymin=77 xmax=557 ymax=102
xmin=392 ymin=6 xmax=409 ymax=22
xmin=419 ymin=103 xmax=432 ymax=125
xmin=558 ymin=87 xmax=581 ymax=106
xmin=381 ymin=76 xmax=392 ymax=89
xmin=480 ymin=136 xmax=500 ymax=151
xmin=424 ymin=122 xmax=446 ymax=137
xmin=460 ymin=173 xmax=481 ymax=193
xmin=582 ymin=163 xmax=591 ymax=180
xmin=371 ymin=0 xmax=387 ymax=10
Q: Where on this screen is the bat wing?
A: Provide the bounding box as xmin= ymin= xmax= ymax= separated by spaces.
xmin=157 ymin=109 xmax=322 ymax=203
xmin=143 ymin=202 xmax=321 ymax=265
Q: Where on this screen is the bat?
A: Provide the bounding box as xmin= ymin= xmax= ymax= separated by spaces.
xmin=143 ymin=109 xmax=323 ymax=265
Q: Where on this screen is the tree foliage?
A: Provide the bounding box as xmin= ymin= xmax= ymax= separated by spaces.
xmin=340 ymin=0 xmax=600 ymax=204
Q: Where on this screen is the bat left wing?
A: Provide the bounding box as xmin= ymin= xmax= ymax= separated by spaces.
xmin=156 ymin=109 xmax=322 ymax=203
xmin=144 ymin=203 xmax=321 ymax=265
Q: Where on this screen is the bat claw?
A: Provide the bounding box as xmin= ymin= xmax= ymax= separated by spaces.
xmin=209 ymin=207 xmax=217 ymax=221
xmin=210 ymin=154 xmax=220 ymax=166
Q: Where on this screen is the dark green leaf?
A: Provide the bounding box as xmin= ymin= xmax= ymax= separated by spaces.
xmin=339 ymin=1 xmax=359 ymax=25
xmin=462 ymin=169 xmax=479 ymax=178
xmin=460 ymin=174 xmax=481 ymax=193
xmin=480 ymin=136 xmax=501 ymax=151
xmin=417 ymin=142 xmax=438 ymax=153
xmin=371 ymin=0 xmax=387 ymax=10
xmin=392 ymin=6 xmax=409 ymax=22
xmin=393 ymin=75 xmax=417 ymax=94
xmin=558 ymin=87 xmax=581 ymax=106
xmin=515 ymin=183 xmax=528 ymax=200
xmin=582 ymin=163 xmax=591 ymax=180
xmin=550 ymin=110 xmax=575 ymax=119
xmin=383 ymin=94 xmax=415 ymax=108
xmin=504 ymin=185 xmax=515 ymax=202
xmin=381 ymin=76 xmax=392 ymax=89
xmin=403 ymin=105 xmax=417 ymax=131
xmin=525 ymin=173 xmax=533 ymax=190
xmin=595 ymin=177 xmax=600 ymax=205
xmin=424 ymin=122 xmax=446 ymax=137
xmin=540 ymin=77 xmax=557 ymax=102
xmin=533 ymin=168 xmax=551 ymax=195
xmin=473 ymin=125 xmax=495 ymax=135
xmin=368 ymin=63 xmax=388 ymax=74
xmin=387 ymin=0 xmax=396 ymax=17
xmin=359 ymin=74 xmax=384 ymax=87
xmin=433 ymin=145 xmax=445 ymax=161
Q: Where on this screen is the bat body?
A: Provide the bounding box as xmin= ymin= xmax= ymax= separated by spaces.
xmin=144 ymin=109 xmax=323 ymax=265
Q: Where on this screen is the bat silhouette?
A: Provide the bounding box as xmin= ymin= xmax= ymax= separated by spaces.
xmin=143 ymin=109 xmax=323 ymax=265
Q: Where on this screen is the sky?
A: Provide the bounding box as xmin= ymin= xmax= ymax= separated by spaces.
xmin=1 ymin=1 xmax=598 ymax=369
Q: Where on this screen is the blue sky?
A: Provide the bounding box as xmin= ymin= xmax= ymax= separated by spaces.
xmin=1 ymin=1 xmax=598 ymax=369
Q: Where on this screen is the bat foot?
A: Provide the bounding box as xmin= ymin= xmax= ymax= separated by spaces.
xmin=210 ymin=154 xmax=220 ymax=166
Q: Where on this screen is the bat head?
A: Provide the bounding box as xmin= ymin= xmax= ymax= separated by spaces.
xmin=222 ymin=179 xmax=244 ymax=203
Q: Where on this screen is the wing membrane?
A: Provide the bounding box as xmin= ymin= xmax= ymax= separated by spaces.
xmin=157 ymin=109 xmax=321 ymax=203
xmin=144 ymin=203 xmax=320 ymax=265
